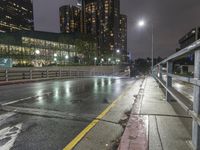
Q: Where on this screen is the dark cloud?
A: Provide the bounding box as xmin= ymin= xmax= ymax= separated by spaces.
xmin=33 ymin=0 xmax=200 ymax=58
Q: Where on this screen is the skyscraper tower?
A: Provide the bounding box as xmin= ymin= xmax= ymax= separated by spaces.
xmin=60 ymin=5 xmax=81 ymax=33
xmin=60 ymin=0 xmax=127 ymax=57
xmin=81 ymin=0 xmax=120 ymax=53
xmin=0 ymin=0 xmax=33 ymax=32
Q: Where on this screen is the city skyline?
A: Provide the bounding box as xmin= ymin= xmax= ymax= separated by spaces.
xmin=58 ymin=0 xmax=127 ymax=61
xmin=33 ymin=0 xmax=200 ymax=59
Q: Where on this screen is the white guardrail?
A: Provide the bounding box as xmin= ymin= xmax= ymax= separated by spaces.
xmin=153 ymin=39 xmax=200 ymax=149
xmin=0 ymin=66 xmax=120 ymax=82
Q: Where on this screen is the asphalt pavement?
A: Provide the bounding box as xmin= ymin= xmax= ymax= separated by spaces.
xmin=0 ymin=77 xmax=134 ymax=150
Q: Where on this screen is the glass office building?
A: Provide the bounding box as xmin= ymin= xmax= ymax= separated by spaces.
xmin=0 ymin=31 xmax=95 ymax=67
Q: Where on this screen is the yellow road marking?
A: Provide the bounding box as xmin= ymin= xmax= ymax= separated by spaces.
xmin=63 ymin=86 xmax=132 ymax=150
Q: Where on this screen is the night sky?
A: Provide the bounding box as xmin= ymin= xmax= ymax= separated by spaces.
xmin=33 ymin=0 xmax=200 ymax=59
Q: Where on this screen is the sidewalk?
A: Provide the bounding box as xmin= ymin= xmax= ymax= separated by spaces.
xmin=118 ymin=76 xmax=192 ymax=150
xmin=67 ymin=76 xmax=192 ymax=150
xmin=73 ymin=79 xmax=144 ymax=150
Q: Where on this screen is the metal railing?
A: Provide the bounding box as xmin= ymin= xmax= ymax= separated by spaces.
xmin=153 ymin=39 xmax=200 ymax=149
xmin=0 ymin=66 xmax=120 ymax=83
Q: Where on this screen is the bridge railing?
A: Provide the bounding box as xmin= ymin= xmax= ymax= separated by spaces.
xmin=0 ymin=66 xmax=120 ymax=83
xmin=153 ymin=39 xmax=200 ymax=149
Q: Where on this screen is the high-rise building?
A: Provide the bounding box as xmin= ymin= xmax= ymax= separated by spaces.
xmin=0 ymin=0 xmax=33 ymax=33
xmin=119 ymin=14 xmax=127 ymax=58
xmin=60 ymin=0 xmax=127 ymax=60
xmin=179 ymin=27 xmax=200 ymax=49
xmin=60 ymin=5 xmax=81 ymax=33
xmin=81 ymin=0 xmax=121 ymax=53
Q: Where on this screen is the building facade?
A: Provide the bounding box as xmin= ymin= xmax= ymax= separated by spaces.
xmin=173 ymin=27 xmax=199 ymax=74
xmin=179 ymin=27 xmax=200 ymax=49
xmin=0 ymin=31 xmax=97 ymax=67
xmin=60 ymin=5 xmax=81 ymax=33
xmin=60 ymin=0 xmax=127 ymax=60
xmin=119 ymin=14 xmax=127 ymax=61
xmin=81 ymin=0 xmax=121 ymax=53
xmin=0 ymin=0 xmax=33 ymax=33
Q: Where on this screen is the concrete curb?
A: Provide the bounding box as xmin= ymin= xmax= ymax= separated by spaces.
xmin=118 ymin=78 xmax=149 ymax=150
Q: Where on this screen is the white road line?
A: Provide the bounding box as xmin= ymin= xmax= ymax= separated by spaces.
xmin=1 ymin=92 xmax=52 ymax=106
xmin=0 ymin=123 xmax=22 ymax=150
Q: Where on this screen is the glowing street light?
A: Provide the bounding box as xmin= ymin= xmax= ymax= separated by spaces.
xmin=116 ymin=49 xmax=120 ymax=53
xmin=108 ymin=58 xmax=111 ymax=62
xmin=54 ymin=58 xmax=57 ymax=61
xmin=137 ymin=18 xmax=154 ymax=74
xmin=94 ymin=57 xmax=97 ymax=66
xmin=54 ymin=53 xmax=58 ymax=57
xmin=65 ymin=55 xmax=69 ymax=60
xmin=35 ymin=50 xmax=40 ymax=55
xmin=116 ymin=59 xmax=120 ymax=63
xmin=138 ymin=19 xmax=146 ymax=27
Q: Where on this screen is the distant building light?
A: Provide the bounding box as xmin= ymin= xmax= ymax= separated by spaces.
xmin=116 ymin=49 xmax=120 ymax=53
xmin=65 ymin=55 xmax=69 ymax=59
xmin=54 ymin=53 xmax=58 ymax=57
xmin=35 ymin=50 xmax=40 ymax=55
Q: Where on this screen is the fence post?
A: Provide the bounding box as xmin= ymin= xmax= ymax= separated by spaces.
xmin=30 ymin=69 xmax=32 ymax=80
xmin=166 ymin=61 xmax=173 ymax=101
xmin=59 ymin=69 xmax=62 ymax=78
xmin=46 ymin=69 xmax=49 ymax=78
xmin=192 ymin=49 xmax=200 ymax=150
xmin=159 ymin=64 xmax=163 ymax=80
xmin=5 ymin=69 xmax=8 ymax=81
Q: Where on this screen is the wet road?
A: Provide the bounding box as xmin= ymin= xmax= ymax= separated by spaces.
xmin=0 ymin=77 xmax=135 ymax=150
xmin=172 ymin=80 xmax=193 ymax=101
xmin=162 ymin=75 xmax=193 ymax=101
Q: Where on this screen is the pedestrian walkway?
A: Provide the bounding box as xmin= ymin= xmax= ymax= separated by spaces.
xmin=118 ymin=76 xmax=192 ymax=150
xmin=64 ymin=76 xmax=192 ymax=150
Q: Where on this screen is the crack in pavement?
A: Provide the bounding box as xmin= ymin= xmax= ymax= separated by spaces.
xmin=1 ymin=106 xmax=120 ymax=125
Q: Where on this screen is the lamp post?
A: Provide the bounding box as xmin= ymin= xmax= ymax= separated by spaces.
xmin=65 ymin=55 xmax=69 ymax=65
xmin=137 ymin=19 xmax=154 ymax=75
xmin=35 ymin=50 xmax=40 ymax=67
xmin=94 ymin=57 xmax=97 ymax=65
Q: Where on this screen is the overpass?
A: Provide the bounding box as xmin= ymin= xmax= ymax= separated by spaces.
xmin=0 ymin=40 xmax=199 ymax=150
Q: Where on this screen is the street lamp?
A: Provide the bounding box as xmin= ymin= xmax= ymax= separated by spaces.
xmin=54 ymin=53 xmax=58 ymax=57
xmin=35 ymin=50 xmax=40 ymax=67
xmin=138 ymin=20 xmax=145 ymax=27
xmin=94 ymin=57 xmax=97 ymax=65
xmin=116 ymin=49 xmax=120 ymax=54
xmin=35 ymin=50 xmax=40 ymax=55
xmin=116 ymin=59 xmax=120 ymax=64
xmin=137 ymin=19 xmax=154 ymax=74
xmin=65 ymin=55 xmax=69 ymax=60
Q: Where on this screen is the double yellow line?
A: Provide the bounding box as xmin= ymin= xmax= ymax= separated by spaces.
xmin=63 ymin=86 xmax=131 ymax=150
